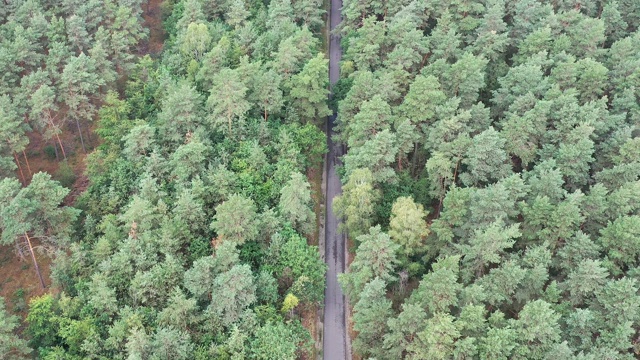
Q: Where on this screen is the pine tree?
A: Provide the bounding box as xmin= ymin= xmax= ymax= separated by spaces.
xmin=211 ymin=194 xmax=260 ymax=245
xmin=0 ymin=173 xmax=79 ymax=288
xmin=0 ymin=297 xmax=31 ymax=359
xmin=0 ymin=95 xmax=30 ymax=180
xmin=333 ymin=168 xmax=380 ymax=239
xmin=388 ymin=196 xmax=429 ymax=263
xmin=209 ymin=264 xmax=256 ymax=326
xmin=352 ymin=278 xmax=392 ymax=359
xmin=339 ymin=226 xmax=399 ymax=302
xmin=279 ymin=172 xmax=315 ymax=235
xmin=460 ymin=127 xmax=512 ymax=186
xmin=289 ymin=54 xmax=331 ymax=124
xmin=206 ymin=68 xmax=251 ymax=135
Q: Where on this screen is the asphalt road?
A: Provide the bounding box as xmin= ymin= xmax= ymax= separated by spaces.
xmin=323 ymin=0 xmax=348 ymax=358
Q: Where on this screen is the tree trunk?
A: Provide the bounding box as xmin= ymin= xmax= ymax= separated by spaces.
xmin=75 ymin=118 xmax=86 ymax=153
xmin=47 ymin=114 xmax=66 ymax=159
xmin=53 ymin=140 xmax=59 ymax=160
xmin=24 ymin=233 xmax=46 ymax=289
xmin=14 ymin=153 xmax=26 ymax=183
xmin=22 ymin=150 xmax=32 ymax=176
xmin=411 ymin=143 xmax=418 ymax=177
xmin=15 ymin=241 xmax=26 ymax=261
xmin=55 ymin=132 xmax=67 ymax=160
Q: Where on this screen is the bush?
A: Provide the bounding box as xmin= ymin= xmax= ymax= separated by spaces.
xmin=12 ymin=288 xmax=27 ymax=313
xmin=26 ymin=294 xmax=60 ymax=349
xmin=54 ymin=161 xmax=76 ymax=188
xmin=43 ymin=145 xmax=57 ymax=160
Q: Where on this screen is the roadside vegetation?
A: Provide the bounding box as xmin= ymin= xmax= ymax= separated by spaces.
xmin=335 ymin=0 xmax=640 ymax=359
xmin=0 ymin=0 xmax=329 ymax=358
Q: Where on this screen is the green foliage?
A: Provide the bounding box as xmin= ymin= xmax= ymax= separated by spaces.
xmin=0 ymin=297 xmax=31 ymax=359
xmin=337 ymin=0 xmax=640 ymax=358
xmin=211 ymin=194 xmax=260 ymax=245
xmin=278 ymin=172 xmax=314 ymax=235
xmin=339 ymin=226 xmax=399 ymax=303
xmin=352 ymin=278 xmax=392 ymax=359
xmin=334 ymin=168 xmax=380 ymax=239
xmin=251 ymin=321 xmax=312 ymax=360
xmin=53 ymin=161 xmax=77 ymax=188
xmin=43 ymin=145 xmax=57 ymax=160
xmin=267 ymin=230 xmax=326 ymax=304
xmin=329 ymin=77 xmax=353 ymax=112
xmin=289 ymin=54 xmax=332 ymax=124
xmin=26 ymin=295 xmax=60 ymax=350
xmin=388 ymin=196 xmax=429 ymax=263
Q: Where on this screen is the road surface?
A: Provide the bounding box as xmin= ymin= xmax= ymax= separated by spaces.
xmin=323 ymin=0 xmax=349 ymax=358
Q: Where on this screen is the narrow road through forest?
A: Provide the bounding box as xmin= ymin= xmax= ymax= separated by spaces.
xmin=323 ymin=0 xmax=348 ymax=358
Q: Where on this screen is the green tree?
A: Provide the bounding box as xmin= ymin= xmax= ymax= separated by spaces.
xmin=599 ymin=215 xmax=640 ymax=272
xmin=0 ymin=95 xmax=30 ymax=179
xmin=397 ymin=74 xmax=446 ymax=135
xmin=0 ymin=173 xmax=79 ymax=288
xmin=388 ymin=196 xmax=429 ymax=263
xmin=410 ymin=313 xmax=461 ymax=360
xmin=206 ymin=68 xmax=250 ymax=135
xmin=109 ymin=5 xmax=148 ymax=72
xmin=267 ymin=232 xmax=326 ymax=304
xmin=250 ymin=69 xmax=284 ymax=121
xmin=601 ymin=1 xmax=628 ymax=44
xmin=26 ymin=294 xmax=59 ymax=349
xmin=60 ymin=53 xmax=105 ymax=152
xmin=478 ymin=325 xmax=517 ymax=360
xmin=169 ymin=138 xmax=209 ymax=185
xmin=184 ymin=242 xmax=240 ymax=301
xmin=209 ymin=264 xmax=256 ymax=326
xmin=513 ymin=300 xmax=561 ymax=359
xmin=563 ymin=259 xmax=608 ymax=305
xmin=460 ymin=127 xmax=512 ymax=186
xmin=346 ymin=17 xmax=386 ymax=71
xmin=251 ymin=321 xmax=310 ymax=360
xmin=278 ymin=172 xmax=315 ymax=235
xmin=225 ymin=0 xmax=250 ymax=29
xmin=339 ymin=226 xmax=399 ymax=302
xmin=333 ymin=168 xmax=380 ymax=239
xmin=352 ymin=278 xmax=392 ymax=359
xmin=29 ymin=84 xmax=66 ymax=159
xmin=0 ymin=297 xmax=31 ymax=359
xmin=179 ymin=22 xmax=211 ymax=61
xmin=211 ymin=194 xmax=259 ymax=245
xmin=383 ymin=303 xmax=428 ymax=358
xmin=293 ymin=0 xmax=324 ymax=28
xmin=408 ymin=256 xmax=462 ymax=314
xmin=342 ymin=129 xmax=398 ymax=183
xmin=150 ymin=327 xmax=194 ymax=360
xmin=156 ymin=81 xmax=203 ymax=146
xmin=344 ymin=94 xmax=393 ymax=148
xmin=288 ymin=54 xmax=331 ymax=123
xmin=458 ymin=220 xmax=521 ymax=280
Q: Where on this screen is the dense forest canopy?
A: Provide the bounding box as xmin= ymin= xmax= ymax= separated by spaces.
xmin=0 ymin=0 xmax=329 ymax=358
xmin=3 ymin=0 xmax=640 ymax=359
xmin=334 ymin=0 xmax=640 ymax=359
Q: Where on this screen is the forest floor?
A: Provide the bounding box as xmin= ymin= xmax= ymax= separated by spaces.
xmin=140 ymin=0 xmax=165 ymax=55
xmin=0 ymin=241 xmax=53 ymax=319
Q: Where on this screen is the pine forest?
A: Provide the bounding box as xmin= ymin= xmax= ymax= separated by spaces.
xmin=1 ymin=0 xmax=640 ymax=359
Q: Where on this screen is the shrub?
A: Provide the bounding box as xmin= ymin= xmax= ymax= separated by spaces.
xmin=54 ymin=161 xmax=76 ymax=188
